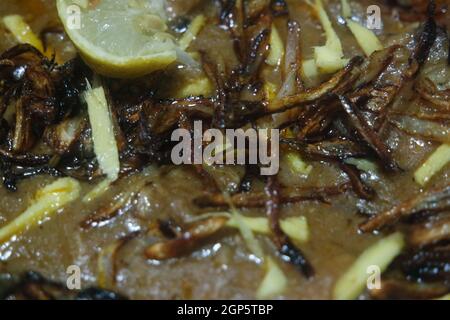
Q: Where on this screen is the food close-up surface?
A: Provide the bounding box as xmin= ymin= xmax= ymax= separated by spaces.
xmin=0 ymin=0 xmax=449 ymax=300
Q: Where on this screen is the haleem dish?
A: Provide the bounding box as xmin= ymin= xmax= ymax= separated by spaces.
xmin=0 ymin=0 xmax=449 ymax=300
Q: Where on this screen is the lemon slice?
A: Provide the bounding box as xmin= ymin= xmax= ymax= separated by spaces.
xmin=57 ymin=0 xmax=177 ymax=78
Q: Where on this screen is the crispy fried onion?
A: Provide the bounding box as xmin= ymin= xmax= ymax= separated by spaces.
xmin=80 ymin=174 xmax=154 ymax=229
xmin=369 ymin=278 xmax=449 ymax=300
xmin=360 ymin=184 xmax=450 ymax=233
xmin=397 ymin=246 xmax=450 ymax=283
xmin=414 ymin=77 xmax=450 ymax=110
xmin=265 ymin=176 xmax=314 ymax=277
xmin=409 ymin=214 xmax=450 ymax=248
xmin=0 ymin=271 xmax=126 ymax=300
xmin=43 ymin=115 xmax=87 ymax=155
xmin=194 ymin=183 xmax=349 ymax=208
xmin=0 ymin=44 xmax=57 ymax=152
xmin=281 ymin=138 xmax=375 ymax=199
xmin=97 ymin=232 xmax=140 ymax=289
xmin=145 ymin=216 xmax=229 ymax=260
xmin=0 ymin=47 xmax=93 ymax=189
xmin=339 ymin=96 xmax=400 ymax=171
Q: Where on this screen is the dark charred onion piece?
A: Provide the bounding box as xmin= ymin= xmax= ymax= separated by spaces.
xmin=409 ymin=215 xmax=450 ymax=248
xmin=412 ymin=1 xmax=437 ymax=66
xmin=0 ymin=271 xmax=126 ymax=300
xmin=219 ymin=0 xmax=247 ymax=62
xmin=53 ymin=58 xmax=92 ymax=117
xmin=202 ymin=37 xmax=270 ymax=129
xmin=97 ymin=231 xmax=141 ymax=289
xmin=271 ymin=20 xmax=304 ymax=127
xmin=157 ymin=219 xmax=183 ymax=239
xmin=145 ymin=216 xmax=229 ymax=260
xmin=398 ymin=248 xmax=450 ymax=282
xmin=370 ymin=279 xmax=449 ymax=300
xmin=194 ymin=184 xmax=350 ymax=208
xmin=243 ymin=26 xmax=271 ymax=80
xmin=350 ymin=30 xmax=436 ymax=132
xmin=354 ymin=83 xmax=402 ymax=116
xmin=339 ymin=163 xmax=376 ymax=200
xmin=75 ymin=287 xmax=127 ymax=300
xmin=0 ymin=43 xmax=45 ymax=64
xmin=0 ymin=156 xmax=62 ymax=192
xmin=57 ymin=156 xmax=102 ymax=182
xmin=233 ymin=26 xmax=272 ymax=118
xmin=352 ymin=46 xmax=400 ymax=89
xmin=345 ymin=46 xmax=411 ymax=131
xmin=139 ymin=101 xmax=198 ymax=135
xmin=0 ymin=44 xmax=58 ymax=153
xmin=265 ymin=176 xmax=314 ymax=278
xmin=271 ymin=48 xmax=397 ymax=132
xmin=0 ymin=148 xmax=50 ymax=165
xmin=0 ymin=159 xmax=17 ymax=192
xmin=227 ymin=1 xmax=272 ymax=69
xmin=280 ymin=138 xmax=375 ymax=199
xmin=119 ymin=97 xmax=203 ymax=165
xmin=44 ymin=116 xmax=86 ymax=155
xmin=223 ymin=101 xmax=269 ymax=129
xmin=269 ymin=57 xmax=365 ymax=113
xmin=81 ymin=189 xmax=139 ymax=229
xmin=281 ymin=138 xmax=368 ymax=160
xmin=414 ymin=77 xmax=450 ymax=110
xmin=339 ymin=96 xmax=400 ymax=171
xmin=49 ymin=119 xmax=100 ymax=182
xmin=238 ymin=164 xmax=258 ymax=192
xmin=295 ymin=102 xmax=340 ymax=139
xmin=10 ymin=166 xmax=62 ymax=180
xmin=360 ymin=184 xmax=450 ymax=232
xmin=201 ymin=53 xmax=228 ymax=129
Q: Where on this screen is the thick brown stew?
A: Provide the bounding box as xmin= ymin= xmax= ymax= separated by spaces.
xmin=0 ymin=0 xmax=449 ymax=300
